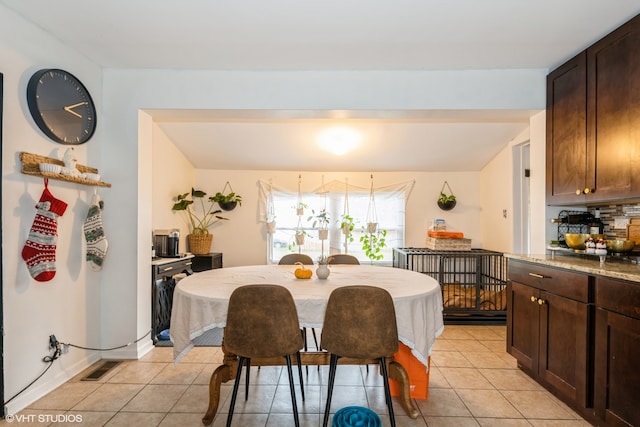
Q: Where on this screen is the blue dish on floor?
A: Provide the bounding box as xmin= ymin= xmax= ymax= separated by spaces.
xmin=333 ymin=406 xmax=381 ymax=427
xmin=157 ymin=329 xmax=170 ymax=341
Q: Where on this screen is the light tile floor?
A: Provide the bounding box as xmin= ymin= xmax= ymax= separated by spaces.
xmin=2 ymin=325 xmax=592 ymax=426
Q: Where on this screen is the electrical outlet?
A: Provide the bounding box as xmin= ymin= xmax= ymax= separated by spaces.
xmin=614 ymin=217 xmax=630 ymax=229
xmin=49 ymin=334 xmax=58 ymax=350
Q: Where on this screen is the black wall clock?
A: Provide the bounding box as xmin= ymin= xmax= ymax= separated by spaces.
xmin=26 ymin=69 xmax=97 ymax=145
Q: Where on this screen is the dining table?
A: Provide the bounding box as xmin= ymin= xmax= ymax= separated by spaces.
xmin=170 ymin=264 xmax=444 ymax=424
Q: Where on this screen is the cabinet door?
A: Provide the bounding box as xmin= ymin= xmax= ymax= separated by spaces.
xmin=546 ymin=51 xmax=588 ymax=204
xmin=538 ymin=291 xmax=590 ymax=407
xmin=586 ymin=14 xmax=640 ymax=202
xmin=507 ymin=281 xmax=539 ymax=373
xmin=594 ymin=308 xmax=640 ymax=427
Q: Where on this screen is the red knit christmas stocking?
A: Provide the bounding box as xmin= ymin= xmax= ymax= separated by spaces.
xmin=21 ymin=180 xmax=68 ymax=282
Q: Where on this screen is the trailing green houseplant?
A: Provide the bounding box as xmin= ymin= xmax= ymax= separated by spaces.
xmin=359 ymin=226 xmax=387 ymax=263
xmin=172 ymin=188 xmax=228 ymax=235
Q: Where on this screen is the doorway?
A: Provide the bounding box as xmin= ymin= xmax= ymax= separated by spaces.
xmin=1 ymin=72 xmax=5 ymax=417
xmin=513 ymin=142 xmax=531 ymax=254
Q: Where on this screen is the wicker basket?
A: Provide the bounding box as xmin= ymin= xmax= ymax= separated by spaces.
xmin=188 ymin=233 xmax=213 ymax=255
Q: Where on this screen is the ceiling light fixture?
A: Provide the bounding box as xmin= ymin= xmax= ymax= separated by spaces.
xmin=316 ymin=126 xmax=362 ymax=156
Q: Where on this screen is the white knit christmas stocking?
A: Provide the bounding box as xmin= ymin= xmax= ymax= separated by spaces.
xmin=84 ymin=193 xmax=108 ymax=271
xmin=21 ymin=180 xmax=68 ymax=282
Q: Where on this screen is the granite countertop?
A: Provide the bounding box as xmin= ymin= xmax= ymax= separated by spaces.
xmin=505 ymin=252 xmax=640 ymax=283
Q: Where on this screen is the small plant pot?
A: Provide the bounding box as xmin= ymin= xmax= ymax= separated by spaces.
xmin=318 ymin=229 xmax=329 ymax=240
xmin=296 ymin=207 xmax=304 ymax=216
xmin=367 ymin=222 xmax=378 ymax=233
xmin=218 ymin=200 xmax=238 ymax=211
xmin=266 ymin=221 xmax=276 ymax=234
xmin=295 ymin=233 xmax=305 ymax=245
xmin=437 ymin=200 xmax=457 ymax=211
xmin=342 ymin=224 xmax=351 ymax=235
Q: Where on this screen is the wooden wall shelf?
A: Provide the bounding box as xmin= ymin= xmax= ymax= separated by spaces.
xmin=20 ymin=152 xmax=111 ymax=188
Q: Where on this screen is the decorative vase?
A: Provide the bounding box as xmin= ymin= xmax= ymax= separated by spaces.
xmin=188 ymin=233 xmax=213 ymax=255
xmin=316 ymin=264 xmax=330 ymax=280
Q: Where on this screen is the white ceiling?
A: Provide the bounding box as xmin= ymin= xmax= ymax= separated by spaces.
xmin=4 ymin=0 xmax=640 ymax=171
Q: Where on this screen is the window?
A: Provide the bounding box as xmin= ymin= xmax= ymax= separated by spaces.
xmin=268 ymin=186 xmax=408 ymax=265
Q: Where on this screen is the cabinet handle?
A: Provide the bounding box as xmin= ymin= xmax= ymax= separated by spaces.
xmin=537 ymin=298 xmax=546 ymax=305
xmin=185 ymin=262 xmax=192 ymax=266
xmin=528 ymin=273 xmax=546 ymax=279
xmin=161 ymin=267 xmax=173 ymax=272
xmin=584 ymin=187 xmax=591 ymax=194
xmin=530 ymin=296 xmax=537 ymax=303
xmin=576 ymin=189 xmax=582 ymax=195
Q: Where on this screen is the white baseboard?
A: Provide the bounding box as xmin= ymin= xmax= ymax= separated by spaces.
xmin=4 ymin=351 xmax=102 ymax=417
xmin=4 ymin=339 xmax=156 ymax=417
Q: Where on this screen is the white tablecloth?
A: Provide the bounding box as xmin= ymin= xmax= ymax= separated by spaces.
xmin=170 ymin=264 xmax=444 ymax=368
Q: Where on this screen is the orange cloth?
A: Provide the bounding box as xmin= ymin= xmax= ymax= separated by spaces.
xmin=388 ymin=342 xmax=430 ymax=399
xmin=427 ymin=230 xmax=464 ymax=239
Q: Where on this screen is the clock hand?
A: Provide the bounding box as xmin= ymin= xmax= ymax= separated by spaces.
xmin=63 ymin=107 xmax=83 ymax=119
xmin=63 ymin=101 xmax=88 ymax=119
xmin=65 ymin=101 xmax=88 ymax=109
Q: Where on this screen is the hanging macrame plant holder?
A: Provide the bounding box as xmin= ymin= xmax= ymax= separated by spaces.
xmin=218 ymin=181 xmax=239 ymax=211
xmin=437 ymin=181 xmax=457 ymax=211
xmin=365 ymin=175 xmax=378 ymax=233
xmin=266 ymin=180 xmax=276 ymax=234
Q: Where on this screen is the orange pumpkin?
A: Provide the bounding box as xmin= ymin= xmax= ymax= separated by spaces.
xmin=294 ymin=262 xmax=312 ymax=279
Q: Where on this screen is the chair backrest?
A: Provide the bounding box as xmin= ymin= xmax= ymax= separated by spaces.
xmin=321 ymin=286 xmax=398 ymax=359
xmin=225 ymin=284 xmax=303 ymax=358
xmin=327 ymin=254 xmax=360 ymax=265
xmin=278 ymin=253 xmax=313 ymax=265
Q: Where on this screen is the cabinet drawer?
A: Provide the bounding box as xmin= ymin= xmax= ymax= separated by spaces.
xmin=153 ymin=259 xmax=193 ymax=278
xmin=596 ymin=276 xmax=640 ymax=319
xmin=508 ymin=260 xmax=590 ymax=303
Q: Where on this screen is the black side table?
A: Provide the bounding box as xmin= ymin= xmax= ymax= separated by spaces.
xmin=192 ymin=252 xmax=223 ymax=272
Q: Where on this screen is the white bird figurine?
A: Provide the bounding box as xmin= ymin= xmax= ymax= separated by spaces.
xmin=61 ymin=148 xmax=81 ymax=177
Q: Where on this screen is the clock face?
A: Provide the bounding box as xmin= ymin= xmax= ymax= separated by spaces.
xmin=26 ymin=69 xmax=97 ymax=145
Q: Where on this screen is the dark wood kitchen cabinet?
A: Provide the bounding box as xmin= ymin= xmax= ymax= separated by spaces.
xmin=594 ymin=276 xmax=640 ymax=427
xmin=547 ymin=13 xmax=640 ymax=205
xmin=585 ymin=15 xmax=640 ymax=204
xmin=546 ymin=52 xmax=588 ymax=205
xmin=507 ymin=260 xmax=591 ymax=409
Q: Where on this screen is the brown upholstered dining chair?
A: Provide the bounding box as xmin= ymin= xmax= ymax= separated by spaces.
xmin=278 ymin=253 xmax=319 ymax=354
xmin=278 ymin=253 xmax=313 ymax=265
xmin=327 ymin=254 xmax=360 ymax=265
xmin=321 ymin=285 xmax=399 ymax=427
xmin=224 ymin=284 xmax=305 ymax=427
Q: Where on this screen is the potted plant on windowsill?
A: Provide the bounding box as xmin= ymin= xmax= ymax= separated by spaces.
xmin=172 ymin=188 xmax=228 ymax=254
